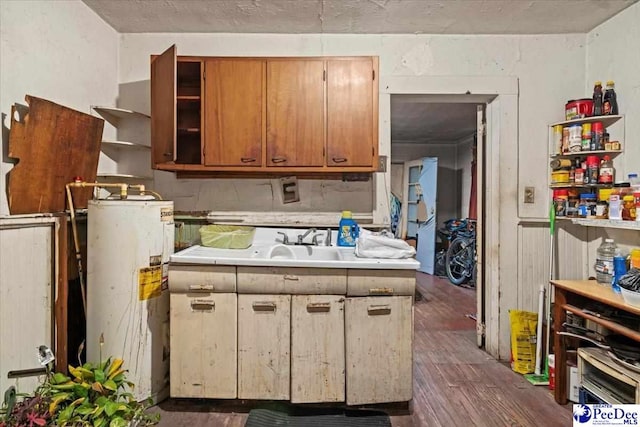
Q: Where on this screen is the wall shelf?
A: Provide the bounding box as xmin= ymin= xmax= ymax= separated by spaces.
xmin=96 ymin=173 xmax=153 ymax=180
xmin=92 ymin=106 xmax=150 ymax=123
xmin=570 ymin=218 xmax=640 ymax=230
xmin=551 ymin=150 xmax=623 ymax=159
xmin=101 ymin=140 xmax=151 ymax=150
xmin=550 ymin=114 xmax=623 ymax=129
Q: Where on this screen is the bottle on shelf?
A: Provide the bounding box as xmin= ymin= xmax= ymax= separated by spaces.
xmin=591 ymin=121 xmax=604 ymax=151
xmin=595 ymin=238 xmax=618 ymax=286
xmin=592 ymin=81 xmax=603 ymax=116
xmin=603 ymin=81 xmax=618 ymax=115
xmin=598 ymin=155 xmax=614 ymax=184
xmin=585 ymin=155 xmax=600 ymax=185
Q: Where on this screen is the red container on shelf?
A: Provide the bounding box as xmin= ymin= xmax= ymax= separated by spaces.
xmin=565 ymin=98 xmax=594 ymax=120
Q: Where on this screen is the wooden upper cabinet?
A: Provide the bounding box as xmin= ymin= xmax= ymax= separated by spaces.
xmin=150 ymin=45 xmax=176 ymax=166
xmin=267 ymin=60 xmax=324 ymax=167
xmin=327 ymin=58 xmax=377 ymax=167
xmin=204 ymin=59 xmax=264 ymax=167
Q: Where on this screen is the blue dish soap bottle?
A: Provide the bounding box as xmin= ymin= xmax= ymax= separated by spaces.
xmin=337 ymin=210 xmax=359 ymax=247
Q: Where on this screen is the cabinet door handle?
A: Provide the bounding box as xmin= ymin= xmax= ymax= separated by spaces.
xmin=367 ymin=304 xmax=391 ymax=315
xmin=369 ymin=287 xmax=394 ymax=295
xmin=283 ymin=275 xmax=299 ymax=281
xmin=252 ymin=301 xmax=277 ymax=312
xmin=307 ymin=302 xmax=331 ymax=312
xmin=189 ymin=284 xmax=214 ymax=291
xmin=163 ymin=152 xmax=173 ymax=157
xmin=191 ymin=299 xmax=215 ymax=310
xmin=332 ymin=157 xmax=347 ymax=163
xmin=241 ymin=157 xmax=256 ymax=163
xmin=271 ymin=156 xmax=287 ymax=163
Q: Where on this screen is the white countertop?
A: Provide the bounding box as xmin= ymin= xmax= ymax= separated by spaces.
xmin=170 ymin=227 xmax=420 ymax=270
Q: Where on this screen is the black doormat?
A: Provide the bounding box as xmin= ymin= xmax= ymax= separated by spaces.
xmin=245 ymin=404 xmax=392 ymax=427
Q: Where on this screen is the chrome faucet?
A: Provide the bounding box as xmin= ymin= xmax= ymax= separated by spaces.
xmin=324 ymin=228 xmax=332 ymax=246
xmin=297 ymin=228 xmax=317 ymax=245
xmin=276 ymin=231 xmax=290 ymax=245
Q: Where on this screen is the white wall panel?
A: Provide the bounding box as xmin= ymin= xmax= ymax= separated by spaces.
xmin=0 ymin=217 xmax=57 ymax=394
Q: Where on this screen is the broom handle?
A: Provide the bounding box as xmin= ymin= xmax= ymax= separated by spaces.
xmin=534 ymin=285 xmax=545 ymax=375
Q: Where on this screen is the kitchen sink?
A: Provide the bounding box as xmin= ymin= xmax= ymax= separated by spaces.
xmin=267 ymin=244 xmax=343 ymax=261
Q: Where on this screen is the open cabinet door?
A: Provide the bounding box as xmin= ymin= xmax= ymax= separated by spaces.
xmin=416 ymin=157 xmax=438 ymax=274
xmin=151 ymin=44 xmax=176 ymax=166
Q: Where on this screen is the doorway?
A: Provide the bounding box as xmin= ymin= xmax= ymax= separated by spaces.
xmin=389 ymin=95 xmax=487 ymax=348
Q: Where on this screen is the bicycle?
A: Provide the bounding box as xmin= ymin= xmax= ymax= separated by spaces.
xmin=444 ymin=219 xmax=477 ymax=286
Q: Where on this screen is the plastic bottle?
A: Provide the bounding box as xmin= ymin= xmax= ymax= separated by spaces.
xmin=612 ymin=255 xmax=627 ymax=293
xmin=593 ymin=81 xmax=603 ymax=116
xmin=337 ymin=210 xmax=359 ymax=247
xmin=603 ymin=80 xmax=618 ymax=115
xmin=595 ymin=238 xmax=618 ymax=286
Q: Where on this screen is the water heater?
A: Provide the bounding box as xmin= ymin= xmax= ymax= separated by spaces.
xmin=87 ymin=199 xmax=174 ymax=403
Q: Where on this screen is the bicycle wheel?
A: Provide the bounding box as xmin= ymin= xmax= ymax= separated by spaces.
xmin=445 ymin=237 xmax=473 ymax=285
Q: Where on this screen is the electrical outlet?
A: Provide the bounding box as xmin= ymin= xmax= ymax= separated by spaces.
xmin=378 ymin=155 xmax=387 ymax=172
xmin=524 ymin=187 xmax=535 ymax=204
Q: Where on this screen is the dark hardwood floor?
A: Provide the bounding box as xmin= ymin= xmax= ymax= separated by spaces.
xmin=150 ymin=273 xmax=572 ymax=426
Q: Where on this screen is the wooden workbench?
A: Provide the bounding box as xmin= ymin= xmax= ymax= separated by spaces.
xmin=552 ymin=279 xmax=640 ymax=404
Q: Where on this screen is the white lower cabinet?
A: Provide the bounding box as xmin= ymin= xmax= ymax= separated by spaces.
xmin=238 ymin=294 xmax=291 ymax=399
xmin=345 ymin=296 xmax=413 ymax=405
xmin=291 ymin=295 xmax=345 ymax=403
xmin=170 ymin=292 xmax=237 ymax=398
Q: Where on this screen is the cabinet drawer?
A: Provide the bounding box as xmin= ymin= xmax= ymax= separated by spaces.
xmin=237 ymin=267 xmax=346 ymax=294
xmin=168 ymin=265 xmax=236 ymax=292
xmin=347 ymin=269 xmax=415 ymax=296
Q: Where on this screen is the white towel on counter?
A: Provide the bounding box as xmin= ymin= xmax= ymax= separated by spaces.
xmin=355 ymin=229 xmax=416 ymax=259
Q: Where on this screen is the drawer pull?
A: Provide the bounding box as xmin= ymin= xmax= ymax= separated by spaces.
xmin=241 ymin=157 xmax=256 ymax=163
xmin=191 ymin=299 xmax=215 ymax=310
xmin=271 ymin=156 xmax=287 ymax=163
xmin=307 ymin=302 xmax=331 ymax=312
xmin=253 ymin=301 xmax=277 ymax=312
xmin=369 ymin=287 xmax=394 ymax=295
xmin=332 ymin=157 xmax=347 ymax=163
xmin=367 ymin=304 xmax=391 ymax=315
xmin=284 ymin=275 xmax=299 ymax=281
xmin=163 ymin=152 xmax=173 ymax=157
xmin=189 ymin=284 xmax=214 ymax=291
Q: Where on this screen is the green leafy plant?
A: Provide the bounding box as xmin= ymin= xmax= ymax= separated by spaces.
xmin=1 ymin=358 xmax=159 ymax=427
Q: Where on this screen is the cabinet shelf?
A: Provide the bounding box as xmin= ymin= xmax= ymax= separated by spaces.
xmin=570 ymin=218 xmax=640 ymax=230
xmin=177 ymin=96 xmax=201 ymax=101
xmin=101 ymin=140 xmax=151 ymax=150
xmin=550 ymin=115 xmax=624 ymax=128
xmin=178 ymin=128 xmax=201 ymax=133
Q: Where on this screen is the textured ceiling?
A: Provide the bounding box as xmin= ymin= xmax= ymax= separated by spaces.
xmin=391 ymin=99 xmax=478 ymax=144
xmin=82 ymin=0 xmax=636 ymax=34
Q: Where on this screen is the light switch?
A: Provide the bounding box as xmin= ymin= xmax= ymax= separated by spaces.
xmin=524 ymin=187 xmax=535 ymax=204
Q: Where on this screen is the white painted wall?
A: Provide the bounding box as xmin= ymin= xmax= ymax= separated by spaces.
xmin=456 ymin=135 xmax=475 ymax=220
xmin=583 ymin=1 xmax=640 ymax=275
xmin=0 ymin=0 xmax=119 ymax=215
